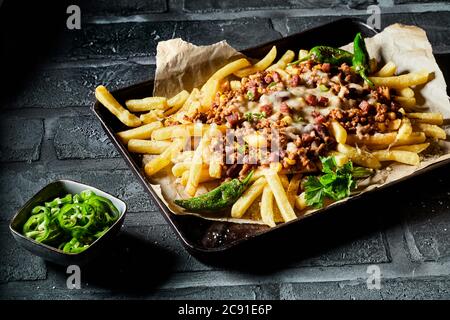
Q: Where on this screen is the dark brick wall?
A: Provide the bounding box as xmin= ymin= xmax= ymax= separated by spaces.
xmin=0 ymin=0 xmax=449 ymax=299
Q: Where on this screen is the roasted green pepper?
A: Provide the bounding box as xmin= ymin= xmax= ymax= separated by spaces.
xmin=352 ymin=32 xmax=374 ymax=87
xmin=174 ymin=171 xmax=254 ymax=212
xmin=290 ymin=46 xmax=353 ymax=66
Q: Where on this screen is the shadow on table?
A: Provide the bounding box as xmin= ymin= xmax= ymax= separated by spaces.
xmin=48 ymin=232 xmax=177 ymax=294
xmin=192 ymin=163 xmax=450 ymax=273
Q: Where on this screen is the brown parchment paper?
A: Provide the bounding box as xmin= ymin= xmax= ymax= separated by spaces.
xmin=147 ymin=24 xmax=450 ymax=224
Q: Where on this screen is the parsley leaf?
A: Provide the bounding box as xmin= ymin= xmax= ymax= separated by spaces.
xmin=244 ymin=112 xmax=266 ymax=123
xmin=247 ymin=90 xmax=255 ymax=100
xmin=304 ymin=156 xmax=373 ymax=209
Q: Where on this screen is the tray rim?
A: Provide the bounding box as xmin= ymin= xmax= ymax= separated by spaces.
xmin=91 ymin=17 xmax=450 ymax=254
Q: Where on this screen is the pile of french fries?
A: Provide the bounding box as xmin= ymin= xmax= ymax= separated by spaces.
xmin=95 ymin=45 xmax=447 ymax=227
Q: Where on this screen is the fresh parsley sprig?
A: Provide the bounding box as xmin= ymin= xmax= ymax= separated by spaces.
xmin=244 ymin=112 xmax=266 ymax=123
xmin=304 ymin=156 xmax=373 ymax=209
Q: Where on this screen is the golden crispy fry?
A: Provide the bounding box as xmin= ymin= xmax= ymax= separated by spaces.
xmin=185 ymin=134 xmax=210 ymax=196
xmin=144 ymin=138 xmax=185 ymax=176
xmin=172 ymin=151 xmax=195 ymax=164
xmin=128 ymin=139 xmax=171 ymax=154
xmin=394 ymin=96 xmax=417 ymax=108
xmin=336 ymin=143 xmax=381 ymax=169
xmin=396 ymin=87 xmax=415 ymax=98
xmin=368 ymin=71 xmax=429 ymax=89
xmin=391 ymin=143 xmax=430 ymax=153
xmin=231 ymin=177 xmax=266 ymax=218
xmin=329 ymin=120 xmax=347 ymax=144
xmin=200 ymin=79 xmax=220 ymax=111
xmin=407 ymin=112 xmax=444 ymax=125
xmin=260 ymin=185 xmax=276 ymax=227
xmin=372 ymin=150 xmax=420 ymax=166
xmin=328 ymin=151 xmax=349 ymax=167
xmin=394 ymin=132 xmax=427 ymax=146
xmin=234 ymin=46 xmax=277 ymax=77
xmin=172 ymin=162 xmax=193 ymax=177
xmin=294 ymin=192 xmax=307 ymax=211
xmin=180 ymin=168 xmax=216 ymax=186
xmin=346 ymin=133 xmax=397 ymax=146
xmin=396 ymin=117 xmax=413 ymax=141
xmin=203 ymin=58 xmax=251 ymax=89
xmin=264 ymin=170 xmax=297 ymax=222
xmin=279 ymin=174 xmax=289 ymax=190
xmin=266 ymin=50 xmax=295 ymax=71
xmin=125 ymin=97 xmax=167 ymax=112
xmin=414 ymin=123 xmax=447 ymax=139
xmin=164 ymin=90 xmax=190 ymax=116
xmin=140 ymin=110 xmax=164 ymax=124
xmin=244 ymin=133 xmax=268 ymax=148
xmin=151 ymin=124 xmax=226 ymax=140
xmin=95 ymin=86 xmax=142 ymax=127
xmin=374 ymin=61 xmax=396 ymax=77
xmin=287 ymin=174 xmax=302 ymax=208
xmin=117 ymin=121 xmax=162 ymax=144
xmin=209 ymin=151 xmax=222 ymax=179
xmin=388 ymin=119 xmax=402 ymax=131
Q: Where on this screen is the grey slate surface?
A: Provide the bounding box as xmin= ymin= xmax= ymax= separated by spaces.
xmin=0 ymin=0 xmax=449 ymax=300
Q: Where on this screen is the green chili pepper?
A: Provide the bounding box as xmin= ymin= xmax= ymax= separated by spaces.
xmin=290 ymin=46 xmax=353 ymax=66
xmin=45 ymin=194 xmax=72 ymax=208
xmin=352 ymin=33 xmax=374 ymax=87
xmin=22 ymin=189 xmax=120 ymax=253
xmin=174 ymin=171 xmax=254 ymax=213
xmin=62 ymin=238 xmax=89 ymax=254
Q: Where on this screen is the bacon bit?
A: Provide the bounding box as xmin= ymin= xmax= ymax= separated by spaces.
xmin=226 ymin=113 xmax=240 ymax=126
xmin=305 ymin=94 xmax=318 ymax=106
xmin=321 ymin=63 xmax=331 ymax=73
xmin=290 ymin=74 xmax=300 ymax=87
xmin=259 ymin=104 xmax=273 ymax=116
xmin=280 ymin=102 xmax=291 ymax=114
xmin=318 ymin=96 xmax=329 ymax=107
xmin=272 ymin=71 xmax=281 ymax=83
xmin=264 ymin=74 xmax=273 ymax=84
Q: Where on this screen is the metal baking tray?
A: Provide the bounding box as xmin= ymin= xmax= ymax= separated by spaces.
xmin=92 ymin=18 xmax=450 ymax=257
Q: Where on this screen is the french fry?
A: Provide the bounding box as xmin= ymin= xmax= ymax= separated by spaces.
xmin=180 ymin=168 xmax=216 ymax=186
xmin=266 ymin=50 xmax=295 ymax=71
xmin=128 ymin=139 xmax=171 ymax=154
xmin=329 ymin=120 xmax=347 ymax=144
xmin=125 ymin=97 xmax=167 ymax=112
xmin=372 ymin=150 xmax=420 ymax=166
xmin=396 ymin=87 xmax=415 ymax=98
xmin=336 ymin=143 xmax=381 ymax=169
xmin=144 ymin=138 xmax=185 ymax=176
xmin=117 ymin=121 xmax=162 ymax=144
xmin=391 ymin=143 xmax=430 ymax=153
xmin=151 ymin=124 xmax=226 ymax=140
xmin=346 ymin=133 xmax=397 ymax=146
xmin=95 ymin=86 xmax=142 ymax=127
xmin=140 ymin=110 xmax=164 ymax=124
xmin=294 ymin=192 xmax=307 ymax=211
xmin=407 ymin=112 xmax=444 ymax=125
xmin=200 ymin=79 xmax=220 ymax=111
xmin=204 ymin=58 xmax=251 ymax=87
xmin=185 ymin=129 xmax=213 ymax=196
xmin=394 ymin=132 xmax=427 ymax=146
xmin=328 ymin=151 xmax=349 ymax=167
xmin=264 ymin=170 xmax=297 ymax=222
xmin=260 ymin=185 xmax=276 ymax=227
xmin=396 ymin=117 xmax=413 ymax=141
xmin=387 ymin=119 xmax=402 ymax=131
xmin=234 ymin=46 xmax=277 ymax=77
xmin=164 ymin=90 xmax=190 ymax=116
xmin=244 ymin=133 xmax=268 ymax=148
xmin=374 ymin=61 xmax=396 ymax=77
xmin=368 ymin=71 xmax=429 ymax=89
xmin=394 ymin=96 xmax=417 ymax=108
xmin=172 ymin=162 xmax=193 ymax=177
xmin=209 ymin=151 xmax=222 ymax=179
xmin=413 ymin=123 xmax=446 ymax=139
xmin=230 ymin=80 xmax=242 ymax=91
xmin=231 ymin=177 xmax=266 ymax=218
xmin=287 ymin=174 xmax=302 ymax=208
